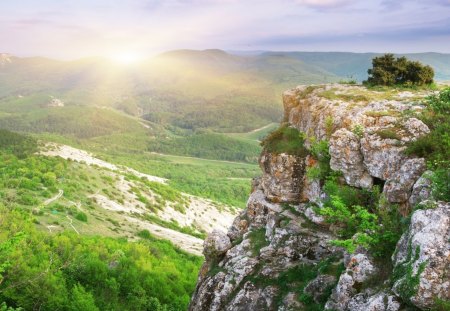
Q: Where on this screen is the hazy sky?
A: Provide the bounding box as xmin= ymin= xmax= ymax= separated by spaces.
xmin=1 ymin=0 xmax=450 ymax=59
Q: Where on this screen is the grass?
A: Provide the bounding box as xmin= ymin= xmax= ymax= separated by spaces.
xmin=375 ymin=129 xmax=401 ymax=140
xmin=261 ymin=124 xmax=308 ymax=156
xmin=247 ymin=228 xmax=270 ymax=256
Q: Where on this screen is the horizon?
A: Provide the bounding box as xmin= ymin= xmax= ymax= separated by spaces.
xmin=2 ymin=0 xmax=450 ymax=60
xmin=3 ymin=49 xmax=450 ymax=63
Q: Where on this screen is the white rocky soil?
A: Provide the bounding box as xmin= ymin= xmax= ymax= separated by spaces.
xmin=40 ymin=143 xmax=238 ymax=255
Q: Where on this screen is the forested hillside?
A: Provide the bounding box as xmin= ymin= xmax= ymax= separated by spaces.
xmin=0 ymin=131 xmax=202 ymax=310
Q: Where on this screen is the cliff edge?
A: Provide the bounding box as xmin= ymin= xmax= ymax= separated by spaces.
xmin=189 ymin=84 xmax=449 ymax=311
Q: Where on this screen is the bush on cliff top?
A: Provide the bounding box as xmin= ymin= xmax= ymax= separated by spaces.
xmin=364 ymin=54 xmax=434 ymax=86
xmin=261 ymin=124 xmax=308 ymax=156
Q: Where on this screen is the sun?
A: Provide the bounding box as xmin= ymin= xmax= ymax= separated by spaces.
xmin=108 ymin=51 xmax=143 ymax=65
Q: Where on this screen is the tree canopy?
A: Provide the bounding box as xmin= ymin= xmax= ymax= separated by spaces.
xmin=364 ymin=54 xmax=434 ymax=86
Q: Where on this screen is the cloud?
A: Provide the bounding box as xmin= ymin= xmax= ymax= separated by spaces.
xmin=294 ymin=0 xmax=355 ymax=8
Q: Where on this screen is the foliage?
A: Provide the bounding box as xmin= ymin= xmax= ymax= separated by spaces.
xmin=307 ymin=138 xmax=331 ymax=181
xmin=247 ymin=228 xmax=270 ymax=256
xmin=351 ymin=124 xmax=364 ymax=138
xmin=75 ymin=211 xmax=88 ymax=222
xmin=0 ymin=206 xmax=202 ymax=311
xmin=320 ymin=177 xmax=402 ymax=258
xmin=364 ymin=54 xmax=434 ymax=86
xmin=391 ymin=245 xmax=426 ymax=305
xmin=0 ymin=130 xmax=37 ymax=159
xmin=261 ymin=124 xmax=308 ymax=156
xmin=148 ymin=132 xmax=260 ymax=163
xmin=406 ymin=87 xmax=450 ymax=201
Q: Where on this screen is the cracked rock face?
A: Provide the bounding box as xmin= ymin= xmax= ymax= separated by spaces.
xmin=325 ymin=252 xmax=378 ymax=311
xmin=189 ymin=186 xmax=342 ymax=311
xmin=190 ymin=84 xmax=446 ymax=311
xmin=330 ymin=128 xmax=373 ymax=188
xmin=259 ymin=152 xmax=306 ymax=203
xmin=383 ymin=158 xmax=426 ymax=203
xmin=392 ymin=202 xmax=450 ymax=309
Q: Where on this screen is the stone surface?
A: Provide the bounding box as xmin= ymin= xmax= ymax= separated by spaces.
xmin=259 ymin=152 xmax=305 ymax=203
xmin=347 ymin=292 xmax=401 ymax=311
xmin=383 ymin=158 xmax=426 ymax=203
xmin=330 ymin=128 xmax=373 ymax=188
xmin=304 ymin=274 xmax=337 ymax=304
xmin=203 ymin=230 xmax=232 ymax=261
xmin=392 ymin=202 xmax=450 ymax=309
xmin=190 ymin=84 xmax=443 ymax=311
xmin=408 ymin=171 xmax=433 ymax=207
xmin=325 ymin=252 xmax=378 ymax=311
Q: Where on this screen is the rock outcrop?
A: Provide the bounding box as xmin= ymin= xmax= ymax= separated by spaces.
xmin=392 ymin=202 xmax=450 ymax=309
xmin=190 ymin=84 xmax=449 ymax=311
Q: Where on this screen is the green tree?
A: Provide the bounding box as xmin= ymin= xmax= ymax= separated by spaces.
xmin=365 ymin=54 xmax=434 ymax=86
xmin=69 ymin=284 xmax=99 ymax=311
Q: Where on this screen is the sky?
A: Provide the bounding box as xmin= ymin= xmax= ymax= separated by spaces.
xmin=1 ymin=0 xmax=450 ymax=59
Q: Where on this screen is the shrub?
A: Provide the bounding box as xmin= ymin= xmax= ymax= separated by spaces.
xmin=75 ymin=212 xmax=88 ymax=222
xmin=406 ymin=87 xmax=450 ymax=201
xmin=364 ymin=54 xmax=434 ymax=86
xmin=261 ymin=124 xmax=308 ymax=156
xmin=352 ymin=124 xmax=364 ymax=138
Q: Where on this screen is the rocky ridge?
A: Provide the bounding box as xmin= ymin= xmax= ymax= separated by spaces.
xmin=189 ymin=84 xmax=449 ymax=310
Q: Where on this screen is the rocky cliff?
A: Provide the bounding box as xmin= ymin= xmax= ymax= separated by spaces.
xmin=189 ymin=84 xmax=449 ymax=311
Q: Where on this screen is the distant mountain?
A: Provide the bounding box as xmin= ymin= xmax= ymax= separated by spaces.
xmin=1 ymin=50 xmax=449 ymax=136
xmin=258 ymin=51 xmax=450 ymax=81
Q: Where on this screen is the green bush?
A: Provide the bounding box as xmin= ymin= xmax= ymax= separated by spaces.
xmin=364 ymin=54 xmax=434 ymax=86
xmin=261 ymin=124 xmax=308 ymax=156
xmin=75 ymin=212 xmax=88 ymax=222
xmin=406 ymin=87 xmax=450 ymax=201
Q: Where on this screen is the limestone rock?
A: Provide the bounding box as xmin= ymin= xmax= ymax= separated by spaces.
xmin=329 ymin=128 xmax=373 ymax=188
xmin=325 ymin=253 xmax=378 ymax=310
xmin=360 ymin=134 xmax=406 ymax=181
xmin=304 ymin=274 xmax=337 ymax=304
xmin=203 ymin=230 xmax=232 ymax=261
xmin=347 ymin=292 xmax=401 ymax=311
xmin=408 ymin=171 xmax=433 ymax=207
xmin=392 ymin=202 xmax=450 ymax=309
xmin=259 ymin=152 xmax=305 ymax=203
xmin=383 ymin=158 xmax=426 ymax=203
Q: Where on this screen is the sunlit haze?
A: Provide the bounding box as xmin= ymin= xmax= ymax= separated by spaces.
xmin=1 ymin=0 xmax=450 ymax=59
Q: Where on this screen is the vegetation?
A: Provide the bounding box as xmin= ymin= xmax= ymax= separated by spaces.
xmin=318 ymin=175 xmax=403 ymax=258
xmin=261 ymin=124 xmax=308 ymax=156
xmin=364 ymin=54 xmax=434 ymax=86
xmin=0 ymin=132 xmax=202 ymax=310
xmin=406 ymin=87 xmax=450 ymax=201
xmin=0 ymin=130 xmax=37 ymax=159
xmin=0 ymin=206 xmax=201 ymax=310
xmin=245 ymin=256 xmax=344 ymax=310
xmin=148 ymin=131 xmax=260 ymax=163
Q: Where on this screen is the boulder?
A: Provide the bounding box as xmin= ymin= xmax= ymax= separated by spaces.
xmin=383 ymin=158 xmax=426 ymax=203
xmin=347 ymin=292 xmax=400 ymax=311
xmin=203 ymin=230 xmax=232 ymax=261
xmin=408 ymin=171 xmax=433 ymax=207
xmin=392 ymin=202 xmax=450 ymax=309
xmin=304 ymin=274 xmax=337 ymax=304
xmin=259 ymin=152 xmax=305 ymax=203
xmin=325 ymin=253 xmax=378 ymax=310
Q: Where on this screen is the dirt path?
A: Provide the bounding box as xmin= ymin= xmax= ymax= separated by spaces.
xmin=249 ymin=122 xmax=276 ymax=133
xmin=66 ymin=215 xmax=80 ymax=235
xmin=44 ymin=189 xmax=64 ymax=205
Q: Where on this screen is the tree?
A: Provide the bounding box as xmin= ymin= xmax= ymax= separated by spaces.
xmin=364 ymin=54 xmax=434 ymax=86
